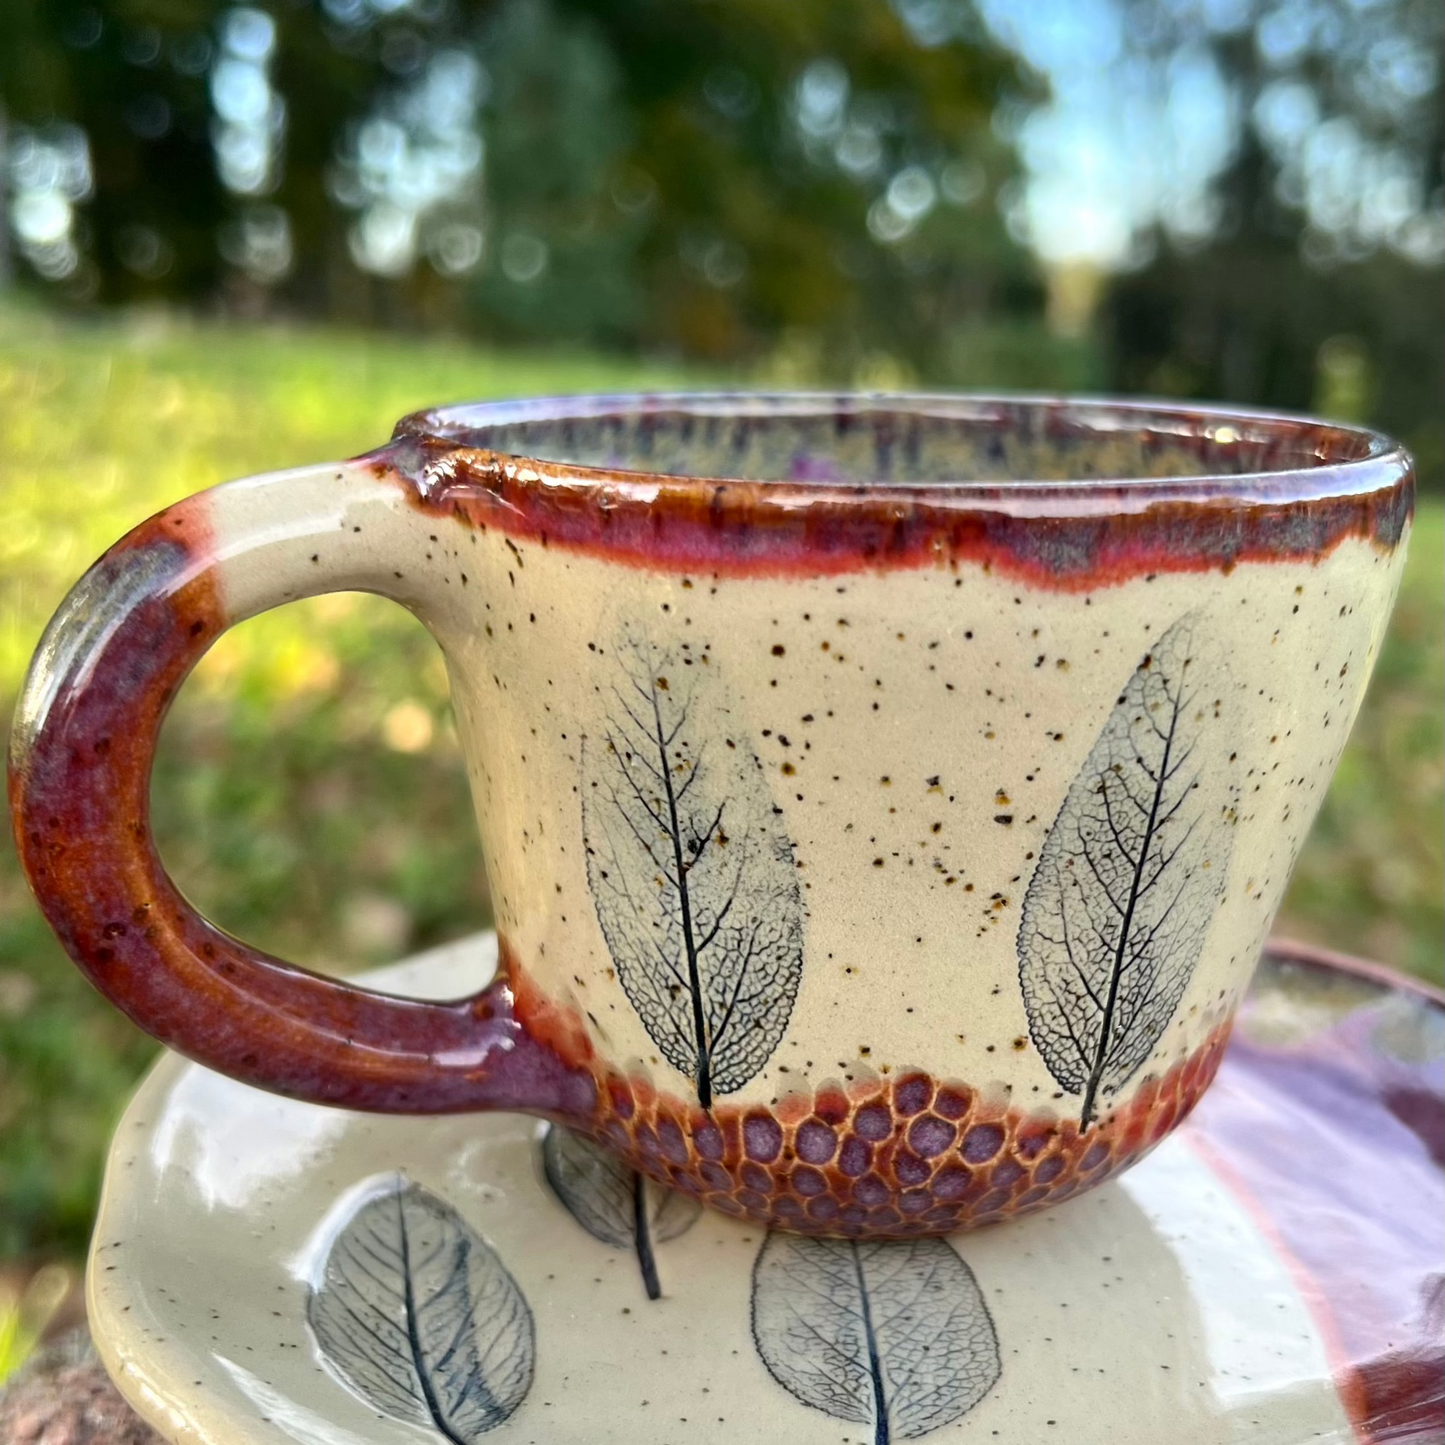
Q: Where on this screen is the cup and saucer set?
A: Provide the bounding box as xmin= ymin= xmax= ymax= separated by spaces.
xmin=10 ymin=394 xmax=1441 ymax=1443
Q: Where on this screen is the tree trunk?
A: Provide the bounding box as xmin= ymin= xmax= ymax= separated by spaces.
xmin=0 ymin=102 xmax=12 ymax=290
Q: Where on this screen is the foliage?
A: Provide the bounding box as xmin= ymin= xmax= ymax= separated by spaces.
xmin=1117 ymin=0 xmax=1442 ymax=262
xmin=467 ymin=0 xmax=643 ymax=344
xmin=0 ymin=303 xmax=681 ymax=1260
xmin=0 ymin=0 xmax=1038 ymax=373
xmin=1105 ymin=245 xmax=1444 ymax=493
xmin=1105 ymin=0 xmax=1444 ymax=489
xmin=1273 ymin=501 xmax=1444 ymax=982
xmin=3 ymin=0 xmax=1439 ymax=478
xmin=0 ymin=308 xmax=1439 ymax=1270
xmin=0 ymin=1264 xmax=69 ymax=1385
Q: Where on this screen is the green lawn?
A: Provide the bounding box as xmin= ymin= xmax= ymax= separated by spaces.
xmin=0 ymin=305 xmax=1439 ymax=1262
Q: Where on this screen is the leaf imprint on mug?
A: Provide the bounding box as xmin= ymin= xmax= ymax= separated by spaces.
xmin=1019 ymin=613 xmax=1236 ymax=1128
xmin=307 ymin=1176 xmax=534 ymax=1441
xmin=582 ymin=630 xmax=804 ymax=1109
xmin=751 ymin=1233 xmax=1001 ymax=1444
xmin=540 ymin=1122 xmax=701 ymax=1300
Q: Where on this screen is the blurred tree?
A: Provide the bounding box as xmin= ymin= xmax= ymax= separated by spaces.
xmin=1 ymin=0 xmax=1057 ymax=381
xmin=465 ymin=0 xmax=644 ymax=345
xmin=1102 ymin=0 xmax=1443 ymax=484
xmin=1 ymin=1 xmax=230 ymax=302
xmin=523 ymin=0 xmax=1042 ymax=372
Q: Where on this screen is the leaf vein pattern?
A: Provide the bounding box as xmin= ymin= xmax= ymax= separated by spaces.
xmin=1019 ymin=614 xmax=1236 ymax=1126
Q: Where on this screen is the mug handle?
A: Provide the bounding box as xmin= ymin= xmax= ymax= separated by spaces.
xmin=8 ymin=453 xmax=593 ymax=1118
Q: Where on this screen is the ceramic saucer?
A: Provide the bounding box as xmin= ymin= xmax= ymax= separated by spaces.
xmin=88 ymin=934 xmax=1444 ymax=1445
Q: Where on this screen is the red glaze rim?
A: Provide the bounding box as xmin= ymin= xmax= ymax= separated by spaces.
xmin=381 ymin=393 xmax=1414 ymax=587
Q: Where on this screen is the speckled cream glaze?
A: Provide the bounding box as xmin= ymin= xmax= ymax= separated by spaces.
xmin=9 ymin=394 xmax=1412 ymax=1238
xmin=85 ymin=935 xmax=1445 ymax=1445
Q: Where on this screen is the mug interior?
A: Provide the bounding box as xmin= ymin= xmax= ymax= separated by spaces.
xmin=394 ymin=393 xmax=1396 ymax=491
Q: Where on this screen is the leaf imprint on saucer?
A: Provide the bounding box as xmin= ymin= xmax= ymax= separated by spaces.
xmin=581 ymin=629 xmax=804 ymax=1109
xmin=1019 ymin=613 xmax=1236 ymax=1127
xmin=307 ymin=1177 xmax=534 ymax=1441
xmin=541 ymin=1122 xmax=701 ymax=1300
xmin=751 ymin=1233 xmax=1000 ymax=1443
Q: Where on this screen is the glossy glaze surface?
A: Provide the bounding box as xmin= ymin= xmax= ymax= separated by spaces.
xmin=389 ymin=394 xmax=1412 ymax=584
xmin=87 ymin=934 xmax=1445 ymax=1445
xmin=502 ymin=925 xmax=1233 ymax=1234
xmin=7 ymin=474 xmax=595 ymax=1118
xmin=10 ymin=396 xmax=1412 ymax=1238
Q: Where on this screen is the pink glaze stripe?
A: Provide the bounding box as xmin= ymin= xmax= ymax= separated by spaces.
xmin=1186 ymin=948 xmax=1445 ymax=1443
xmin=376 ymin=394 xmax=1413 ymax=589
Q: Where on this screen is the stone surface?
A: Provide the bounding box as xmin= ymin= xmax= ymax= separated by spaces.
xmin=0 ymin=1329 xmax=160 ymax=1445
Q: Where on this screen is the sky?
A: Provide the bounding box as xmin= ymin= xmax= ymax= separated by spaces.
xmin=982 ymin=0 xmax=1239 ymax=267
xmin=982 ymin=0 xmax=1443 ymax=269
xmin=5 ymin=0 xmax=1441 ymax=287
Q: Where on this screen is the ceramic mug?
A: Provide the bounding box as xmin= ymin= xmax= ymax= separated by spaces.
xmin=10 ymin=394 xmax=1411 ymax=1238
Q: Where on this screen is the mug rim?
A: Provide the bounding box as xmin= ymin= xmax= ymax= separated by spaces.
xmin=391 ymin=390 xmax=1411 ymax=507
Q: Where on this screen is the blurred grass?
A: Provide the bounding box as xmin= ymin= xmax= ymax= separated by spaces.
xmin=1273 ymin=500 xmax=1444 ymax=981
xmin=0 ymin=304 xmax=1440 ymax=1264
xmin=0 ymin=303 xmax=687 ymax=1260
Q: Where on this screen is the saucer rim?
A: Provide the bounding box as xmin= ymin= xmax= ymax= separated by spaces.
xmin=84 ymin=931 xmax=1439 ymax=1445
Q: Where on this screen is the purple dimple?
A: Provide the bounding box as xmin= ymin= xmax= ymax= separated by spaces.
xmin=932 ymin=1164 xmax=972 ymax=1200
xmin=1016 ymin=1185 xmax=1050 ymax=1209
xmin=990 ymin=1157 xmax=1025 ymax=1189
xmin=961 ymin=1123 xmax=1005 ymax=1163
xmin=656 ymin=1117 xmax=688 ymax=1164
xmin=741 ymin=1161 xmax=772 ymax=1193
xmin=699 ymin=1161 xmax=732 ymax=1191
xmin=899 ymin=1190 xmax=932 ymax=1215
xmin=974 ymin=1187 xmax=1010 ymax=1214
xmin=1081 ymin=1141 xmax=1110 ymax=1171
xmin=838 ymin=1136 xmax=872 ymax=1178
xmin=791 ymin=1165 xmax=828 ymax=1197
xmin=743 ymin=1114 xmax=782 ymax=1162
xmin=807 ymin=1195 xmax=841 ymax=1223
xmin=634 ymin=1123 xmax=661 ymax=1160
xmin=907 ymin=1115 xmax=956 ymax=1158
xmin=693 ymin=1123 xmax=724 ymax=1160
xmin=853 ymin=1173 xmax=890 ymax=1206
xmin=1034 ymin=1155 xmax=1064 ymax=1184
xmin=840 ymin=1203 xmax=869 ymax=1225
xmin=855 ymin=1104 xmax=893 ymax=1141
xmin=894 ymin=1075 xmax=932 ymax=1116
xmin=669 ymin=1171 xmax=702 ymax=1195
xmin=796 ymin=1119 xmax=838 ymax=1164
xmin=774 ymin=1195 xmax=804 ymax=1218
xmin=894 ymin=1150 xmax=931 ymax=1186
